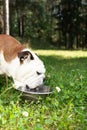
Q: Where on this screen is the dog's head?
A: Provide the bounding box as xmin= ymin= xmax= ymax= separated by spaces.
xmin=14 ymin=49 xmax=45 ymax=90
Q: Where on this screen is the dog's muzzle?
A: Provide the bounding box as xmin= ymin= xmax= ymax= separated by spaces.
xmin=17 ymin=76 xmax=46 ymax=91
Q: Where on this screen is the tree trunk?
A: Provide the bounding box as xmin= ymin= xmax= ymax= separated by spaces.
xmin=0 ymin=11 xmax=4 ymax=33
xmin=17 ymin=8 xmax=24 ymax=37
xmin=3 ymin=0 xmax=10 ymax=35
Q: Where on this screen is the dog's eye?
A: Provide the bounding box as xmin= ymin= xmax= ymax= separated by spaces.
xmin=36 ymin=71 xmax=42 ymax=75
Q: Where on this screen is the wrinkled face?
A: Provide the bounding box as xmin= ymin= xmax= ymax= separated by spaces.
xmin=14 ymin=49 xmax=45 ymax=90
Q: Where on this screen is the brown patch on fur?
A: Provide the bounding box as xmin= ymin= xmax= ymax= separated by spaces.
xmin=0 ymin=34 xmax=26 ymax=62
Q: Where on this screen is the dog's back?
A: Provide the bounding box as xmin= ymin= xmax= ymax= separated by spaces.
xmin=0 ymin=34 xmax=25 ymax=62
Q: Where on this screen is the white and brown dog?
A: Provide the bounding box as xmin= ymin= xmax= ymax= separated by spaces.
xmin=0 ymin=34 xmax=45 ymax=90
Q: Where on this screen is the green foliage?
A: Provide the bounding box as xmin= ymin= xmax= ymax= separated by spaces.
xmin=0 ymin=44 xmax=87 ymax=129
xmin=9 ymin=0 xmax=56 ymax=43
xmin=1 ymin=0 xmax=87 ymax=48
xmin=52 ymin=0 xmax=87 ymax=48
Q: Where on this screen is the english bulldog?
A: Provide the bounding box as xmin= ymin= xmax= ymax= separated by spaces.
xmin=0 ymin=34 xmax=45 ymax=91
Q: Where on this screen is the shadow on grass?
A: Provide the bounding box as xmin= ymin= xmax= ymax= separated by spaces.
xmin=28 ymin=38 xmax=87 ymax=51
xmin=39 ymin=55 xmax=87 ymax=105
xmin=39 ymin=55 xmax=87 ymax=71
xmin=29 ymin=38 xmax=58 ymax=50
xmin=39 ymin=54 xmax=87 ymax=85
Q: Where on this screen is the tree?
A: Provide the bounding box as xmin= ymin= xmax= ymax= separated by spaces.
xmin=3 ymin=0 xmax=10 ymax=34
xmin=53 ymin=0 xmax=82 ymax=49
xmin=0 ymin=8 xmax=4 ymax=33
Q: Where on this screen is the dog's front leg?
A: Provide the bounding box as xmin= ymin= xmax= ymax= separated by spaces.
xmin=5 ymin=74 xmax=8 ymax=88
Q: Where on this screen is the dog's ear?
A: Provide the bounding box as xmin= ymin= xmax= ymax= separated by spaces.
xmin=18 ymin=51 xmax=34 ymax=64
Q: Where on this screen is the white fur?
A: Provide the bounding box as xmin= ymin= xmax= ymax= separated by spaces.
xmin=0 ymin=49 xmax=45 ymax=90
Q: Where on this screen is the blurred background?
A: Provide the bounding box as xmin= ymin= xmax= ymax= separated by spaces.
xmin=0 ymin=0 xmax=87 ymax=49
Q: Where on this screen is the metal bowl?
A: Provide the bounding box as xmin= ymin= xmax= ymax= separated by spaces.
xmin=16 ymin=85 xmax=53 ymax=100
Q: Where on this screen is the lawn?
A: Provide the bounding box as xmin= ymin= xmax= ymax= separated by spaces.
xmin=0 ymin=48 xmax=87 ymax=129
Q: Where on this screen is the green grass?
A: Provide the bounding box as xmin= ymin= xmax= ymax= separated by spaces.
xmin=0 ymin=47 xmax=87 ymax=129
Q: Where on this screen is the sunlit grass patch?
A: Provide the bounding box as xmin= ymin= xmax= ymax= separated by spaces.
xmin=35 ymin=49 xmax=87 ymax=58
